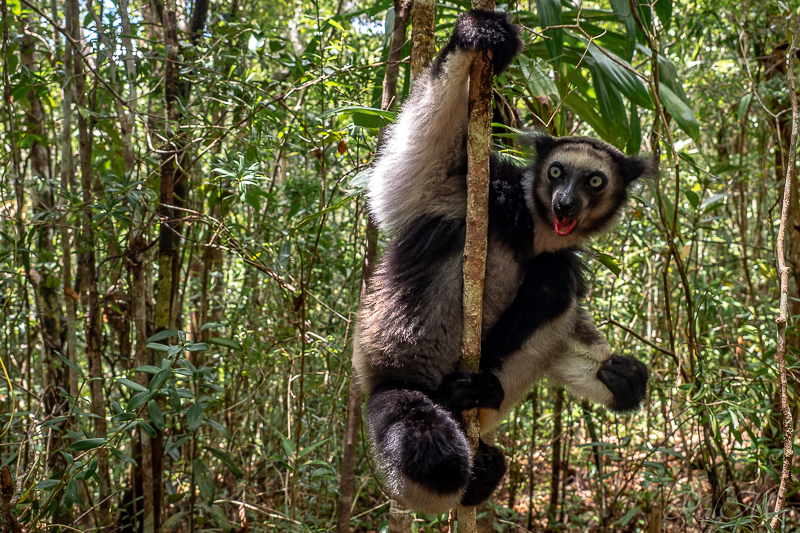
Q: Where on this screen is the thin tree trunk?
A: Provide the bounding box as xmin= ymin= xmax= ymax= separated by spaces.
xmin=457 ymin=1 xmax=495 ymax=532
xmin=546 ymin=389 xmax=563 ymax=531
xmin=770 ymin=13 xmax=800 ymax=529
xmin=69 ymin=0 xmax=110 ymax=523
xmin=410 ymin=0 xmax=435 ymax=82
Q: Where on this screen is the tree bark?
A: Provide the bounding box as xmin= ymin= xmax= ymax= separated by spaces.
xmin=770 ymin=13 xmax=800 ymax=529
xmin=69 ymin=0 xmax=110 ymax=523
xmin=410 ymin=0 xmax=435 ymax=83
xmin=546 ymin=389 xmax=563 ymax=531
xmin=457 ymin=1 xmax=495 ymax=532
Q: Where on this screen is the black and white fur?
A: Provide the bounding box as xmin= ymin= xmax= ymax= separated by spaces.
xmin=354 ymin=9 xmax=653 ymax=514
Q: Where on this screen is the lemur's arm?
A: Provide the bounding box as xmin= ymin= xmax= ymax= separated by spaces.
xmin=367 ymin=10 xmax=521 ymax=235
xmin=546 ymin=308 xmax=648 ymax=412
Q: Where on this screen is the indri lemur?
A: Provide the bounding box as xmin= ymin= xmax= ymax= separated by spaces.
xmin=354 ymin=9 xmax=653 ymax=514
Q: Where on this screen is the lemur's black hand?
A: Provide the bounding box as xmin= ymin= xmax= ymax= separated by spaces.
xmin=597 ymin=355 xmax=649 ymax=412
xmin=451 ymin=9 xmax=522 ymax=74
xmin=436 ymin=371 xmax=504 ymax=413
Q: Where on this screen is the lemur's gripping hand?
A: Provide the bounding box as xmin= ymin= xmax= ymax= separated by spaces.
xmin=597 ymin=355 xmax=649 ymax=412
xmin=451 ymin=9 xmax=522 ymax=74
xmin=436 ymin=371 xmax=504 ymax=413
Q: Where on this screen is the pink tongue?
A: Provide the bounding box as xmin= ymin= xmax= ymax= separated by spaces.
xmin=554 ymin=216 xmax=576 ymax=236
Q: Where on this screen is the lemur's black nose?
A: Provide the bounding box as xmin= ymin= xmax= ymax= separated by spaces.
xmin=555 ymin=197 xmax=575 ymax=217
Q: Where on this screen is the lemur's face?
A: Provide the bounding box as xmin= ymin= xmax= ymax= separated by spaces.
xmin=530 ymin=141 xmax=633 ymax=242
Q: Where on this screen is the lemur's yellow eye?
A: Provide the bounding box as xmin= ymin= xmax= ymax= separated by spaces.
xmin=549 ymin=165 xmax=562 ymax=179
xmin=589 ymin=175 xmax=604 ymax=188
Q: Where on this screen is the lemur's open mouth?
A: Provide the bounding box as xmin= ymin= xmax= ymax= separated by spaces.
xmin=554 ymin=215 xmax=577 ymax=236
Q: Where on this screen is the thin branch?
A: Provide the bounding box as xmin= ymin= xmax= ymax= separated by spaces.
xmin=769 ymin=11 xmax=800 ymax=530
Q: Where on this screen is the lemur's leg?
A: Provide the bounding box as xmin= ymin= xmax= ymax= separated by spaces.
xmin=366 ymin=387 xmax=472 ymax=514
xmin=368 ymin=10 xmax=521 ymax=235
xmin=547 ymin=307 xmax=649 ymax=412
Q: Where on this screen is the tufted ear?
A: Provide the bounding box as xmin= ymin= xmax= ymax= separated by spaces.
xmin=619 ymin=154 xmax=657 ymax=185
xmin=520 ymin=131 xmax=556 ymax=160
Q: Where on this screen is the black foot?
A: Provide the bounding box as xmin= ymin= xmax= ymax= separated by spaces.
xmin=437 ymin=371 xmax=504 ymax=413
xmin=461 ymin=440 xmax=507 ymax=507
xmin=452 ymin=9 xmax=522 ymax=73
xmin=597 ymin=355 xmax=649 ymax=412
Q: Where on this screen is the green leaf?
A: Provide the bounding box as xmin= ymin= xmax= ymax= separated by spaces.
xmin=609 ymin=0 xmax=636 ymax=61
xmin=147 ymin=330 xmax=180 ymax=343
xmin=149 ymin=367 xmax=172 ymax=392
xmin=588 ymin=46 xmax=652 ymax=110
xmin=205 ymin=418 xmax=231 ymax=439
xmin=138 ymin=420 xmax=157 ymax=438
xmin=136 ymin=365 xmax=162 ymax=374
xmin=686 ymin=190 xmax=700 ymax=209
xmin=590 ymin=66 xmax=629 ymax=148
xmin=738 ymin=94 xmax=752 ymax=122
xmin=147 ymin=400 xmax=165 ymax=431
xmin=68 ymin=438 xmax=106 ymax=452
xmin=282 ymin=436 xmax=296 ymax=459
xmin=659 ymin=85 xmax=700 ymax=142
xmin=321 ymin=105 xmax=396 ymax=128
xmin=561 ymin=92 xmax=612 ymax=143
xmin=590 ymin=249 xmax=621 ymax=276
xmin=534 ymin=0 xmax=563 ymax=63
xmin=146 ymin=342 xmax=170 ymax=352
xmin=519 ymin=56 xmax=558 ymax=98
xmin=118 ymin=378 xmax=147 ymax=393
xmin=186 ymin=403 xmax=203 ymax=432
xmin=127 ymin=390 xmax=154 ymax=412
xmin=57 ymin=352 xmax=85 ymax=378
xmin=7 ymin=0 xmax=20 ymax=16
xmin=194 ymin=459 xmax=215 ymax=505
xmin=654 ymin=0 xmax=672 ymax=27
xmin=627 ymin=102 xmax=641 ymax=155
xmin=185 ymin=342 xmax=209 ymax=352
xmin=64 ymin=478 xmax=84 ymax=508
xmin=35 ymin=479 xmax=61 ymax=490
xmin=208 ymin=504 xmax=232 ymax=533
xmin=110 ymin=448 xmax=138 ymax=465
xmin=199 ymin=322 xmax=226 ymax=332
xmin=206 ymin=447 xmax=244 ymax=478
xmin=205 ymin=337 xmax=244 ymax=352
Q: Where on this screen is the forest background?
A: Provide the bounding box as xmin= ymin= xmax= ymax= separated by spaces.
xmin=1 ymin=0 xmax=799 ymax=531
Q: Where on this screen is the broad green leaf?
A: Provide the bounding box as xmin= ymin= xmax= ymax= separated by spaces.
xmin=205 ymin=418 xmax=231 ymax=439
xmin=138 ymin=420 xmax=157 ymax=438
xmin=65 ymin=478 xmax=84 ymax=508
xmin=194 ymin=459 xmax=215 ymax=505
xmin=282 ymin=436 xmax=296 ymax=459
xmin=206 ymin=447 xmax=244 ymax=478
xmin=738 ymin=94 xmax=752 ymax=122
xmin=35 ymin=479 xmax=61 ymax=490
xmin=68 ymin=438 xmax=106 ymax=451
xmin=127 ymin=390 xmax=154 ymax=412
xmin=146 ymin=342 xmax=170 ymax=352
xmin=186 ymin=403 xmax=203 ymax=432
xmin=534 ymin=0 xmax=563 ymax=63
xmin=136 ymin=365 xmax=162 ymax=374
xmin=627 ymin=102 xmax=641 ymax=155
xmin=205 ymin=337 xmax=244 ymax=352
xmin=519 ymin=56 xmax=558 ymax=98
xmin=208 ymin=504 xmax=232 ymax=533
xmin=659 ymin=85 xmax=700 ymax=142
xmin=147 ymin=330 xmax=180 ymax=343
xmin=654 ymin=0 xmax=672 ymax=27
xmin=149 ymin=368 xmax=172 ymax=392
xmin=590 ymin=249 xmax=621 ymax=276
xmin=561 ymin=92 xmax=612 ymax=143
xmin=118 ymin=378 xmax=147 ymax=393
xmin=588 ymin=46 xmax=652 ymax=109
xmin=185 ymin=342 xmax=209 ymax=352
xmin=609 ymin=0 xmax=636 ymax=61
xmin=57 ymin=352 xmax=85 ymax=379
xmin=199 ymin=322 xmax=225 ymax=332
xmin=148 ymin=400 xmax=165 ymax=431
xmin=590 ymin=66 xmax=629 ymax=148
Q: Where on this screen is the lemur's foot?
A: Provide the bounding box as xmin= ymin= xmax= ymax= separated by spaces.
xmin=597 ymin=355 xmax=649 ymax=412
xmin=452 ymin=9 xmax=522 ymax=73
xmin=461 ymin=440 xmax=507 ymax=507
xmin=437 ymin=371 xmax=504 ymax=413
